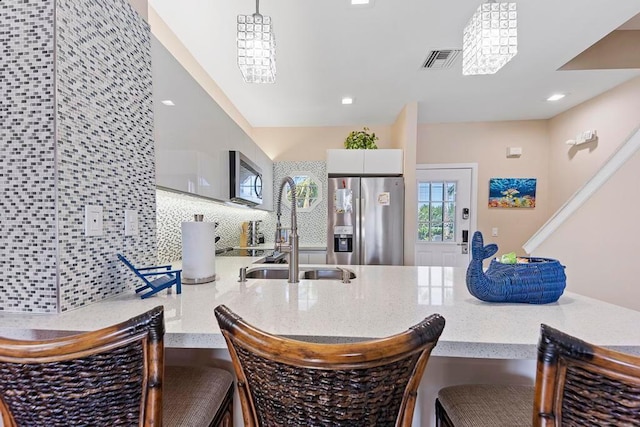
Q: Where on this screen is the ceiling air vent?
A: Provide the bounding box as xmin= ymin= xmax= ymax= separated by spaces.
xmin=422 ymin=49 xmax=461 ymax=69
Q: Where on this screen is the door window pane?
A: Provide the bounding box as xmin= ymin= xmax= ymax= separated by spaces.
xmin=430 ymin=202 xmax=443 ymax=222
xmin=418 ymin=223 xmax=429 ymax=241
xmin=417 ymin=181 xmax=457 ymax=242
xmin=431 ymin=183 xmax=444 ymax=202
xmin=443 ymin=222 xmax=454 ymax=241
xmin=444 ymin=203 xmax=455 ymax=222
xmin=431 ymin=224 xmax=443 ymax=241
xmin=418 ymin=183 xmax=430 ymax=200
xmin=418 ymin=203 xmax=430 ymax=222
xmin=446 ymin=183 xmax=456 ymax=201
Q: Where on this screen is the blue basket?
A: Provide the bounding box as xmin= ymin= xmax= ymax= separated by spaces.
xmin=466 ymin=232 xmax=566 ymax=304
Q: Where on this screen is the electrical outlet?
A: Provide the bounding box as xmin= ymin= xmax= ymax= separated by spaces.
xmin=85 ymin=205 xmax=103 ymax=236
xmin=125 ymin=210 xmax=139 ymax=236
xmin=492 ymin=227 xmax=498 ymax=237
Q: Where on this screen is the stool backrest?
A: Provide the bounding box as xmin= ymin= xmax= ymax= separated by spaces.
xmin=215 ymin=304 xmax=445 ymax=427
xmin=0 ymin=306 xmax=164 ymax=427
xmin=534 ymin=324 xmax=640 ymax=426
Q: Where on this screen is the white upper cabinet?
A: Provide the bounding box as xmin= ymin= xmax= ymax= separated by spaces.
xmin=363 ymin=149 xmax=403 ymax=174
xmin=326 ymin=149 xmax=403 ymax=175
xmin=153 ymin=37 xmax=272 ymax=208
xmin=326 ymin=149 xmax=365 ymax=174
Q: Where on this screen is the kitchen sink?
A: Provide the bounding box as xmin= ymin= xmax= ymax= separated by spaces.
xmin=244 ymin=268 xmax=290 ymax=279
xmin=301 ymin=268 xmax=356 ymax=280
xmin=243 ymin=267 xmax=356 ymax=281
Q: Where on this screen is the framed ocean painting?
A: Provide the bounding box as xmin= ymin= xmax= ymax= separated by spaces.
xmin=488 ymin=178 xmax=536 ymax=208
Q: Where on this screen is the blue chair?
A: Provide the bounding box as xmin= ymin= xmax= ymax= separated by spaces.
xmin=117 ymin=254 xmax=182 ymax=299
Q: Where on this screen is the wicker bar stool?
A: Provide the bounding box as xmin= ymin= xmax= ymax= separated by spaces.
xmin=215 ymin=304 xmax=445 ymax=427
xmin=436 ymin=323 xmax=640 ymax=426
xmin=0 ymin=306 xmax=233 ymax=427
xmin=0 ymin=306 xmax=165 ymax=426
xmin=164 ymin=365 xmax=234 ymax=427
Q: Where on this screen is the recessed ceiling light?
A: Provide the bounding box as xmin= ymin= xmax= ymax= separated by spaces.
xmin=341 ymin=97 xmax=354 ymax=105
xmin=161 ymin=100 xmax=175 ymax=106
xmin=349 ymin=0 xmax=375 ymax=7
xmin=546 ymin=94 xmax=565 ymax=102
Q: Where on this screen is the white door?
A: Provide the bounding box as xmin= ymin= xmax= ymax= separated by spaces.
xmin=415 ymin=166 xmax=475 ymax=267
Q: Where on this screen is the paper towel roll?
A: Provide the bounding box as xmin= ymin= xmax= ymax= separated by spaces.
xmin=181 ymin=221 xmax=216 ymax=283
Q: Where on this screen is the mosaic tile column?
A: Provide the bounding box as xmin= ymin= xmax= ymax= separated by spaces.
xmin=0 ymin=0 xmax=155 ymax=313
xmin=0 ymin=0 xmax=57 ymax=312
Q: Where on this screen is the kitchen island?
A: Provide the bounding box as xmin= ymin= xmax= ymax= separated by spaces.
xmin=2 ymin=257 xmax=640 ymax=426
xmin=2 ymin=257 xmax=640 ymax=358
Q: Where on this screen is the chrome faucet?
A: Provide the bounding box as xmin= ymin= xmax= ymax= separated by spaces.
xmin=275 ymin=176 xmax=299 ymax=283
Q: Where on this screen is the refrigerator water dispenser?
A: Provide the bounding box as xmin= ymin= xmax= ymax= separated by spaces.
xmin=333 ymin=225 xmax=353 ymax=253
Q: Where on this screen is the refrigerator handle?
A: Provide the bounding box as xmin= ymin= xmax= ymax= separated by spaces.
xmin=355 ymin=196 xmax=362 ymax=264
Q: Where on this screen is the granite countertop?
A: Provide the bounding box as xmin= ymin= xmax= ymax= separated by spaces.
xmin=2 ymin=257 xmax=640 ymax=360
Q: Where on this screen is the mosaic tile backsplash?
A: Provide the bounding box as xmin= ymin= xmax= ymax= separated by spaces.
xmin=157 ymin=189 xmax=271 ymax=263
xmin=0 ymin=0 xmax=154 ymax=313
xmin=156 ymin=161 xmax=328 ymax=263
xmin=265 ymin=161 xmax=328 ymax=246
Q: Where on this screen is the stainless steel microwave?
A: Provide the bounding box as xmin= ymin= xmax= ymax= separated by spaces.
xmin=229 ymin=151 xmax=263 ymax=206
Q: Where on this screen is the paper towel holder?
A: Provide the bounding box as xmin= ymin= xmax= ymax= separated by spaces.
xmin=181 ymin=219 xmax=217 ymax=284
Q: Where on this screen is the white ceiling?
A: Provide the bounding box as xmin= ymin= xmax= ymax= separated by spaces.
xmin=148 ymin=0 xmax=640 ymax=127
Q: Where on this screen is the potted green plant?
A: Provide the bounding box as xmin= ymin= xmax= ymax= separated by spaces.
xmin=344 ymin=127 xmax=378 ymax=149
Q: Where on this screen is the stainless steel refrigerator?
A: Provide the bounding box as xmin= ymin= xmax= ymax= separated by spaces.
xmin=327 ymin=177 xmax=404 ymax=265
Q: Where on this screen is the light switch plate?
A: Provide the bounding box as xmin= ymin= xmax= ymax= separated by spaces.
xmin=492 ymin=227 xmax=499 ymax=237
xmin=125 ymin=210 xmax=139 ymax=236
xmin=85 ymin=205 xmax=103 ymax=236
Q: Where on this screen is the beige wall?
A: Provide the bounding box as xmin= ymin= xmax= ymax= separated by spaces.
xmin=253 ymin=125 xmax=393 ymax=161
xmin=532 ymin=135 xmax=640 ymax=311
xmin=548 ymin=76 xmax=640 ymax=212
xmin=417 ymin=121 xmax=551 ymax=255
xmin=530 ymin=77 xmax=640 ymax=310
xmin=392 ymin=103 xmax=418 ymax=265
xmin=561 ymin=30 xmax=640 ymax=70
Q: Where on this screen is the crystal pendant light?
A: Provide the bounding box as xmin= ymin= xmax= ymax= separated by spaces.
xmin=237 ymin=0 xmax=276 ymax=83
xmin=462 ymin=1 xmax=517 ymax=75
